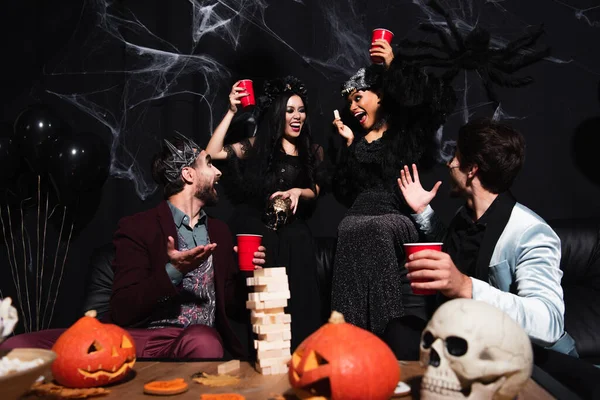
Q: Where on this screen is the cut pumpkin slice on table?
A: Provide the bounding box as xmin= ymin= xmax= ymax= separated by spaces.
xmin=143 ymin=378 xmax=189 ymax=395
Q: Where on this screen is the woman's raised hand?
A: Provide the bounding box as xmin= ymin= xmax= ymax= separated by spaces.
xmin=398 ymin=164 xmax=441 ymax=214
xmin=370 ymin=39 xmax=395 ymax=68
xmin=229 ymin=81 xmax=249 ymax=113
xmin=332 ymin=111 xmax=354 ymax=146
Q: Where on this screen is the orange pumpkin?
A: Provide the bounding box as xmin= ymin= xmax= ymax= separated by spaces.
xmin=289 ymin=311 xmax=400 ymax=400
xmin=51 ymin=310 xmax=136 ymax=388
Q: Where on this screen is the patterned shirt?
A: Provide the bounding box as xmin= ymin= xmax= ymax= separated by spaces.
xmin=147 ymin=202 xmax=216 ymax=328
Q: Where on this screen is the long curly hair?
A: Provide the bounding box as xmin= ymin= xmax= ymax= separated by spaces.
xmin=332 ymin=60 xmax=456 ymax=207
xmin=365 ymin=60 xmax=455 ymax=169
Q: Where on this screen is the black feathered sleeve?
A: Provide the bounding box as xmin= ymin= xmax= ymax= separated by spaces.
xmin=329 ymin=134 xmax=359 ymax=209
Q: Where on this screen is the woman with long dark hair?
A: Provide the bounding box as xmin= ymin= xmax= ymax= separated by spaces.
xmin=206 ymin=76 xmax=325 ymax=350
xmin=330 ymin=41 xmax=457 ymax=339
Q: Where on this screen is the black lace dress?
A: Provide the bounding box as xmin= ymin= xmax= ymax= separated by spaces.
xmin=221 ymin=142 xmax=324 ymax=350
xmin=331 ymin=134 xmax=433 ymax=337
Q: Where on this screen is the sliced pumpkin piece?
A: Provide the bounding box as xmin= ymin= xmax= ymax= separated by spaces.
xmin=143 ymin=378 xmax=188 ymax=395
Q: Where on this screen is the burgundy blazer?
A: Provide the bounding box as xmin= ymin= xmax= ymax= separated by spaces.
xmin=109 ymin=201 xmax=247 ymax=357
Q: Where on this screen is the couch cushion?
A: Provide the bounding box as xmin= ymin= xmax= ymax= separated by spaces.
xmin=549 ymin=218 xmax=600 ymax=360
xmin=82 ymin=243 xmax=115 ymax=321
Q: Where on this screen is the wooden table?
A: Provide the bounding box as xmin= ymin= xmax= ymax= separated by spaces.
xmin=28 ymin=360 xmax=553 ymax=399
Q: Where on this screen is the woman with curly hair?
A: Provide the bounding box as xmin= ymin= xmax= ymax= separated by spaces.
xmin=330 ymin=40 xmax=457 ymax=343
xmin=206 ymin=76 xmax=325 ymax=349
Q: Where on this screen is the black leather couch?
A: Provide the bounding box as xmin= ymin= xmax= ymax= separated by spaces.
xmin=549 ymin=218 xmax=600 ymax=365
xmin=84 ymin=218 xmax=600 ymax=398
xmin=85 ymin=218 xmax=600 ymax=363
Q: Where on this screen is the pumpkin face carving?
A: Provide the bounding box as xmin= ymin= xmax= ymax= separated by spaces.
xmin=51 ymin=310 xmax=136 ymax=388
xmin=289 ymin=311 xmax=400 ymax=400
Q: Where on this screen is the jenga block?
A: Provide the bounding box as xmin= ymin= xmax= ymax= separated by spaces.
xmin=246 ymin=276 xmax=289 ymax=286
xmin=264 ymin=299 xmax=289 ymax=309
xmin=251 ymin=313 xmax=291 ymax=325
xmin=254 ymin=340 xmax=291 ymax=351
xmin=246 ymin=300 xmax=261 ymax=310
xmin=257 ymin=348 xmax=291 ymax=359
xmin=271 ymin=363 xmax=289 ymax=374
xmin=257 ymin=355 xmax=292 ymax=368
xmin=279 ymin=314 xmax=292 ymax=323
xmin=250 ymin=314 xmax=268 ymax=325
xmin=217 ymin=359 xmax=240 ymax=375
xmin=260 ymin=306 xmax=285 ymax=314
xmin=248 ymin=291 xmax=291 ymax=301
xmin=253 ymin=267 xmax=287 ymax=277
xmin=254 ymin=282 xmax=290 ymax=292
xmin=252 ymin=323 xmax=290 ymax=335
xmin=246 ymin=298 xmax=288 ymax=310
xmin=250 ymin=307 xmax=284 ymax=317
xmin=256 ymin=363 xmax=288 ymax=375
xmin=257 ymin=329 xmax=292 ymax=342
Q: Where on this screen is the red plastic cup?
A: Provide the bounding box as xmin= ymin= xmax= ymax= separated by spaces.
xmin=404 ymin=242 xmax=443 ymax=295
xmin=236 ymin=234 xmax=262 ymax=271
xmin=370 ymin=28 xmax=394 ymax=64
xmin=237 ymin=79 xmax=255 ymax=108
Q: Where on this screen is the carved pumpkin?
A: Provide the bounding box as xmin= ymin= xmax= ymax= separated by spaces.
xmin=289 ymin=311 xmax=400 ymax=400
xmin=51 ymin=310 xmax=136 ymax=388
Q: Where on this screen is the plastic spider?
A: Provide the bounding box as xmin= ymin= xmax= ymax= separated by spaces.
xmin=398 ymin=0 xmax=550 ymax=105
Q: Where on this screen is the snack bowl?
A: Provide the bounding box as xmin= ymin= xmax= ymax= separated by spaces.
xmin=0 ymin=348 xmax=56 ymax=400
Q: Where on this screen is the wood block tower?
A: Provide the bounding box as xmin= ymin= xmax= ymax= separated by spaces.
xmin=246 ymin=267 xmax=292 ymax=375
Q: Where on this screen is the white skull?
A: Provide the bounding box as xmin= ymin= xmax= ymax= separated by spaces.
xmin=420 ymin=299 xmax=533 ymax=400
xmin=0 ymin=297 xmax=18 ymax=343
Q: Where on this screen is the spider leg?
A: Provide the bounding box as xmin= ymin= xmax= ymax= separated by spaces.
xmin=500 ymin=24 xmax=545 ymax=55
xmin=495 ymin=47 xmax=550 ymax=73
xmin=398 ymin=38 xmax=446 ymax=53
xmin=488 ymin=68 xmax=533 ymax=88
xmin=396 ymin=54 xmax=455 ymax=68
xmin=441 ymin=68 xmax=460 ymax=82
xmin=477 ymin=68 xmax=501 ymax=106
xmin=419 ymin=23 xmax=458 ymax=54
xmin=427 ymin=0 xmax=466 ymax=51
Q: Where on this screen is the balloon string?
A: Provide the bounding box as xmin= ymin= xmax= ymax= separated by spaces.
xmin=0 ymin=204 xmax=27 ymax=326
xmin=43 ymin=204 xmax=66 ymax=330
xmin=39 ymin=186 xmax=49 ymax=333
xmin=0 ymin=205 xmax=17 ymax=288
xmin=46 ymin=205 xmax=75 ymax=329
xmin=5 ymin=204 xmax=27 ymax=327
xmin=20 ymin=202 xmax=33 ymax=333
xmin=35 ymin=175 xmax=41 ymax=332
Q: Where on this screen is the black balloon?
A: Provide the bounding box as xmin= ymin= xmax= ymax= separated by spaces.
xmin=13 ymin=104 xmax=70 ymax=173
xmin=0 ymin=135 xmax=20 ymax=188
xmin=0 ymin=121 xmax=39 ymax=208
xmin=47 ymin=133 xmax=110 ymax=205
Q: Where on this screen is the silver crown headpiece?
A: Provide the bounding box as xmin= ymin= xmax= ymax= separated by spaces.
xmin=341 ymin=68 xmax=370 ymax=97
xmin=162 ymin=132 xmax=201 ymax=184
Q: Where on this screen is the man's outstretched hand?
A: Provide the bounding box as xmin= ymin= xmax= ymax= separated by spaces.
xmin=167 ymin=236 xmax=217 ymax=275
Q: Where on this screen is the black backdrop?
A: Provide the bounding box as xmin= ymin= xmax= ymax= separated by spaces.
xmin=1 ymin=0 xmax=600 ymax=332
